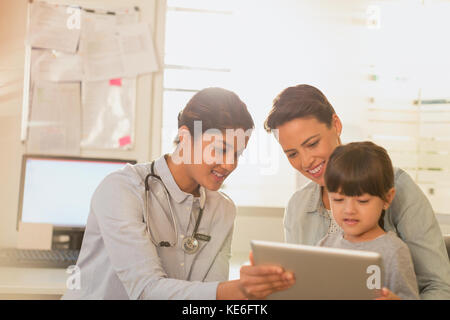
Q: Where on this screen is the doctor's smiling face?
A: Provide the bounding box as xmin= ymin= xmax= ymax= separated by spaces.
xmin=167 ymin=87 xmax=254 ymax=196
xmin=176 ymin=127 xmax=251 ymax=192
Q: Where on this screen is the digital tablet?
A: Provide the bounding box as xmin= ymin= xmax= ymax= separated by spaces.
xmin=251 ymin=240 xmax=383 ymax=300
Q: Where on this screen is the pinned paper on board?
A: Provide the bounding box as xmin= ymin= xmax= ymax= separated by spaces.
xmin=81 ymin=78 xmax=136 ymax=150
xmin=118 ymin=23 xmax=159 ymax=77
xmin=31 ymin=48 xmax=83 ymax=82
xmin=23 ymin=2 xmax=152 ymax=153
xmin=79 ymin=14 xmax=158 ymax=81
xmin=79 ymin=11 xmax=125 ymax=81
xmin=27 ymin=81 xmax=81 ymax=155
xmin=26 ymin=2 xmax=81 ymax=53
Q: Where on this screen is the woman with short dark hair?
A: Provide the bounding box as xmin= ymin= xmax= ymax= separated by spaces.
xmin=263 ymin=84 xmax=450 ymax=300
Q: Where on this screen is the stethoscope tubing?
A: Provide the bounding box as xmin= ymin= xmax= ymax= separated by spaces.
xmin=144 ymin=162 xmax=179 ymax=248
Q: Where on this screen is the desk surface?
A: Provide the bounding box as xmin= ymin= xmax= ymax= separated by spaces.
xmin=0 ymin=267 xmax=67 ymax=296
xmin=0 ymin=254 xmax=248 ymax=299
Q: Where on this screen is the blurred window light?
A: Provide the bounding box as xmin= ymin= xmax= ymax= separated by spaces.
xmin=161 ymin=0 xmax=450 ymax=213
xmin=162 ymin=1 xmax=298 ymax=207
xmin=366 ymin=5 xmax=381 ymax=29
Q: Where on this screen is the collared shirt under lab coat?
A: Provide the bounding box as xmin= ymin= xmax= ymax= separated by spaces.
xmin=284 ymin=167 xmax=450 ymax=300
xmin=62 ymin=155 xmax=236 ymax=300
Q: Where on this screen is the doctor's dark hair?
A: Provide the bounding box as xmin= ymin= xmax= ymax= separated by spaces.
xmin=175 ymin=87 xmax=254 ymax=144
xmin=324 ymin=141 xmax=395 ymax=230
xmin=264 ymin=84 xmax=336 ymax=132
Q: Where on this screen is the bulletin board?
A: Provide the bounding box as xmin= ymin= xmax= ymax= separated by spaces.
xmin=22 ymin=0 xmax=159 ymax=155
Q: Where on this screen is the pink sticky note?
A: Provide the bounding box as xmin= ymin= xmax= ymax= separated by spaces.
xmin=119 ymin=135 xmax=131 ymax=147
xmin=109 ymin=78 xmax=122 ymax=86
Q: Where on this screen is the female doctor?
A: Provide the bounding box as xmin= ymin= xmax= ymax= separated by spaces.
xmin=62 ymin=87 xmax=295 ymax=300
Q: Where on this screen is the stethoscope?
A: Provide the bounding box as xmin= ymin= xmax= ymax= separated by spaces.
xmin=143 ymin=161 xmax=210 ymax=254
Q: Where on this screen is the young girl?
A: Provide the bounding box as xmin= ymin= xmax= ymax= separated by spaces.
xmin=62 ymin=87 xmax=294 ymax=300
xmin=318 ymin=141 xmax=419 ymax=300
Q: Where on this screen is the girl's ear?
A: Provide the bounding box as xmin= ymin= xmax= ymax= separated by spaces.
xmin=383 ymin=187 xmax=396 ymax=210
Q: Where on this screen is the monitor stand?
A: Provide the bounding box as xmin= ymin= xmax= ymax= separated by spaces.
xmin=52 ymin=229 xmax=85 ymax=250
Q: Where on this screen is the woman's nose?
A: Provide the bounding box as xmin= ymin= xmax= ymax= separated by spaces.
xmin=299 ymin=149 xmax=314 ymax=170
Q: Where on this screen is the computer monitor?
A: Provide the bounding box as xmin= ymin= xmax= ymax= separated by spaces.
xmin=17 ymin=155 xmax=137 ymax=230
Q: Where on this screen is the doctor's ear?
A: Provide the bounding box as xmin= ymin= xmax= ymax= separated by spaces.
xmin=177 ymin=126 xmax=192 ymax=145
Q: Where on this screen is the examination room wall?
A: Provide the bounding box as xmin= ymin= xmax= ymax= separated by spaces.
xmin=162 ymin=0 xmax=450 ymax=253
xmin=0 ymin=0 xmax=28 ymax=248
xmin=1 ymin=0 xmax=450 ymax=256
xmin=0 ymin=0 xmax=162 ymax=248
xmin=165 ymin=0 xmax=450 ymax=255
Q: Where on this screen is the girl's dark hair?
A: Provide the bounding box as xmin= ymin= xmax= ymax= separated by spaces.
xmin=176 ymin=87 xmax=254 ymax=143
xmin=324 ymin=141 xmax=394 ymax=229
xmin=264 ymin=84 xmax=336 ymax=132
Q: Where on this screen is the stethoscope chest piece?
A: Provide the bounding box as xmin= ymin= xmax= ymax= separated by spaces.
xmin=145 ymin=159 xmax=210 ymax=254
xmin=182 ymin=236 xmax=200 ymax=254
